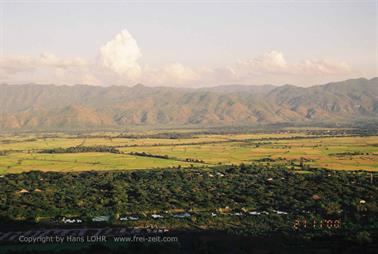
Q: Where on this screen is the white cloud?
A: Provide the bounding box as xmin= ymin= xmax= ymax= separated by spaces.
xmin=0 ymin=53 xmax=87 ymax=73
xmin=233 ymin=51 xmax=350 ymax=76
xmin=0 ymin=53 xmax=94 ymax=85
xmin=141 ymin=63 xmax=199 ymax=86
xmin=191 ymin=51 xmax=352 ymax=86
xmin=238 ymin=51 xmax=288 ymax=74
xmin=38 ymin=53 xmax=87 ymax=68
xmin=295 ymin=59 xmax=351 ymax=75
xmin=0 ymin=28 xmax=353 ymax=87
xmin=98 ymin=29 xmax=142 ymax=80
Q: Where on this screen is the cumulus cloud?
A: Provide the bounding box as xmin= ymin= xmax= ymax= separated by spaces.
xmin=0 ymin=28 xmax=353 ymax=87
xmin=38 ymin=53 xmax=87 ymax=68
xmin=295 ymin=59 xmax=351 ymax=75
xmin=189 ymin=51 xmax=351 ymax=86
xmin=0 ymin=53 xmax=95 ymax=85
xmin=99 ymin=29 xmax=142 ymax=80
xmin=141 ymin=63 xmax=200 ymax=86
xmin=0 ymin=53 xmax=87 ymax=75
xmin=237 ymin=51 xmax=288 ymax=74
xmin=233 ymin=51 xmax=350 ymax=76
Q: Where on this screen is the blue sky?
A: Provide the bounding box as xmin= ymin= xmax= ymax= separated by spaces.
xmin=0 ymin=1 xmax=376 ymax=87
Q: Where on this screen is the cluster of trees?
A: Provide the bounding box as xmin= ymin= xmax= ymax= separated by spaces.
xmin=39 ymin=146 xmax=121 ymax=154
xmin=0 ymin=165 xmax=376 ymax=239
xmin=306 ymin=128 xmax=378 ymax=137
xmin=0 ymin=138 xmax=38 ymax=144
xmin=129 ymin=152 xmax=170 ymax=159
xmin=255 ymin=158 xmax=275 ymax=162
xmin=129 ymin=152 xmax=205 ymax=164
xmin=117 ymin=132 xmax=194 ymax=139
xmin=330 ymin=151 xmax=369 ymax=156
xmin=184 ymin=158 xmax=205 ymax=163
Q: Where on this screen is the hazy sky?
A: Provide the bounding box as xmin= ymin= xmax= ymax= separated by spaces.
xmin=0 ymin=0 xmax=376 ymax=87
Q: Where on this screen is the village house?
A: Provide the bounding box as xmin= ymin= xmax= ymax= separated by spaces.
xmin=92 ymin=216 xmax=110 ymax=222
xmin=151 ymin=214 xmax=164 ymax=219
xmin=173 ymin=212 xmax=190 ymax=218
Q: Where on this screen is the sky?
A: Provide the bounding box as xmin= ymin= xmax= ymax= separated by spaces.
xmin=0 ymin=0 xmax=377 ymax=87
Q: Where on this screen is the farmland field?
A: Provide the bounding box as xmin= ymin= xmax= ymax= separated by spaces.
xmin=0 ymin=129 xmax=377 ymax=174
xmin=0 ymin=129 xmax=377 ymax=252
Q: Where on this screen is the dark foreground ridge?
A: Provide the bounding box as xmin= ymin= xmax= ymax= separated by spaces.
xmin=0 ymin=164 xmax=377 ymax=253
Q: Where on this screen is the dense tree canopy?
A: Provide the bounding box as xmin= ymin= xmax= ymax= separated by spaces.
xmin=0 ymin=165 xmax=376 ymax=239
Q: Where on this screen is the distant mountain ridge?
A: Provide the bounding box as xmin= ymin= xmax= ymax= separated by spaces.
xmin=0 ymin=78 xmax=377 ymax=130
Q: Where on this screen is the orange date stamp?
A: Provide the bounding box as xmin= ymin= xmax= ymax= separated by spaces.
xmin=292 ymin=219 xmax=341 ymax=230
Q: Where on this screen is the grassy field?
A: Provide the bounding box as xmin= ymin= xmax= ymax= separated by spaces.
xmin=0 ymin=130 xmax=377 ymax=174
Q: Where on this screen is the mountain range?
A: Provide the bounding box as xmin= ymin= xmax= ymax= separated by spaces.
xmin=0 ymin=77 xmax=377 ymax=131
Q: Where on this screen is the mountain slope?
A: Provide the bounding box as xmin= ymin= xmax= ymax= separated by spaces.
xmin=0 ymin=78 xmax=377 ymax=130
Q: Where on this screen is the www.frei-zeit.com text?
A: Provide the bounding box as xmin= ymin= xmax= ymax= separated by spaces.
xmin=18 ymin=235 xmax=179 ymax=244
